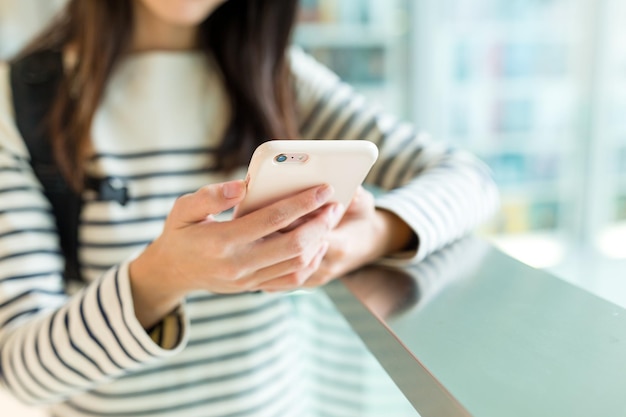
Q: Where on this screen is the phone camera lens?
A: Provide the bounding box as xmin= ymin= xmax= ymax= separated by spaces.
xmin=275 ymin=154 xmax=287 ymax=163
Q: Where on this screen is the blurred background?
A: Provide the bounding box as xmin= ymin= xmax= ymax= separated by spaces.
xmin=1 ymin=0 xmax=626 ymax=414
xmin=295 ymin=0 xmax=626 ymax=306
xmin=1 ymin=0 xmax=625 ymax=303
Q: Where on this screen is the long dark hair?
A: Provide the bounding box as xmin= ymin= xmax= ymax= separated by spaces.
xmin=20 ymin=0 xmax=300 ymax=190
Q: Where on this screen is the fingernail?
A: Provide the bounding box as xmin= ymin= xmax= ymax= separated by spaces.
xmin=316 ymin=185 xmax=334 ymax=203
xmin=223 ymin=180 xmax=245 ymax=199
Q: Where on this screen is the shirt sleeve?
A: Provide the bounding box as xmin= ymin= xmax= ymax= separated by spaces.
xmin=0 ymin=62 xmax=189 ymax=406
xmin=290 ymin=47 xmax=500 ymax=263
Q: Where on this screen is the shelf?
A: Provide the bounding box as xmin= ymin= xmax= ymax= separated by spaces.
xmin=471 ymin=137 xmax=579 ymax=156
xmin=450 ymin=77 xmax=579 ymax=92
xmin=440 ymin=24 xmax=586 ymax=43
xmin=295 ymin=23 xmax=396 ymax=47
xmin=436 ymin=0 xmax=589 ymax=41
xmin=498 ymin=183 xmax=565 ymax=199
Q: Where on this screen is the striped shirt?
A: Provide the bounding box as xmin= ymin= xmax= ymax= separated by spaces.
xmin=0 ymin=48 xmax=499 ymax=416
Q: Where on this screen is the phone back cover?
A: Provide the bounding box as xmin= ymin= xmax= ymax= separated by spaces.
xmin=238 ymin=140 xmax=378 ymax=216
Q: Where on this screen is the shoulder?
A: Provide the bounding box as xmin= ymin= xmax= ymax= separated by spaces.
xmin=0 ymin=60 xmax=30 ymax=158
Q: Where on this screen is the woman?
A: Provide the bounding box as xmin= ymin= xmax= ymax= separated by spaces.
xmin=0 ymin=0 xmax=499 ymax=415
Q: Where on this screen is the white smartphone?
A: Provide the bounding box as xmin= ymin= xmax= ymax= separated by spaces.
xmin=235 ymin=140 xmax=379 ymax=217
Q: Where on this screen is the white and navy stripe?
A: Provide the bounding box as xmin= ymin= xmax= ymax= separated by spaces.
xmin=0 ymin=48 xmax=498 ymax=416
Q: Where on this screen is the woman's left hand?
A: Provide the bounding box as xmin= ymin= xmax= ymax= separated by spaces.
xmin=257 ymin=187 xmax=415 ymax=291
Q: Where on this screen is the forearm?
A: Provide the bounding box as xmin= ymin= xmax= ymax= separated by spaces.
xmin=0 ymin=264 xmax=187 ymax=406
xmin=374 ymin=208 xmax=416 ymax=256
xmin=128 ymin=241 xmax=187 ymax=329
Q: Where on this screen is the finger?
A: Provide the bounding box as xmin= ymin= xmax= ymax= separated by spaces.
xmin=242 ymin=203 xmax=342 ymax=270
xmin=233 ymin=184 xmax=334 ymax=242
xmin=345 ymin=186 xmax=372 ymax=215
xmin=278 ymin=206 xmax=326 ymax=233
xmin=302 ymin=265 xmax=334 ymax=288
xmin=279 ymin=202 xmax=343 ymax=233
xmin=172 ymin=180 xmax=246 ymax=225
xmin=242 ymin=239 xmax=329 ymax=287
xmin=255 ymin=242 xmax=329 ymax=291
xmin=302 ymin=233 xmax=347 ymax=288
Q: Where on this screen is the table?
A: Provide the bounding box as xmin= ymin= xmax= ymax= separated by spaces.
xmin=325 ymin=237 xmax=626 ymax=417
xmin=3 ymin=238 xmax=624 ymax=417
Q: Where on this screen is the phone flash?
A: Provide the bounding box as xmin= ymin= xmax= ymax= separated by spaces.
xmin=275 ymin=153 xmax=308 ymax=163
xmin=295 ymin=154 xmax=309 ymax=163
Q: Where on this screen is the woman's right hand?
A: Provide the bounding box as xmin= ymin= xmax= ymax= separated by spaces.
xmin=129 ymin=179 xmax=342 ymax=328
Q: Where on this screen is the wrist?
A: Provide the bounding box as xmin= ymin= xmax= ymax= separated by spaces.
xmin=129 ymin=242 xmax=187 ymax=329
xmin=374 ymin=209 xmax=416 ymax=256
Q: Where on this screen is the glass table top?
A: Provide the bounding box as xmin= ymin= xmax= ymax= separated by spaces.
xmin=5 ymin=237 xmax=624 ymax=417
xmin=326 ymin=237 xmax=626 ymax=417
xmin=284 ymin=288 xmax=422 ymax=417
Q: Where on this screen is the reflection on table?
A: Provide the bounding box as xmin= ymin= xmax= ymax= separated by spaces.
xmin=286 ymin=288 xmax=420 ymax=417
xmin=328 ymin=237 xmax=626 ymax=417
xmin=326 ymin=237 xmax=486 ymax=417
xmin=44 ymin=285 xmax=422 ymax=417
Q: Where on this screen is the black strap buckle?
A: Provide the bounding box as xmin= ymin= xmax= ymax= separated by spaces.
xmin=98 ymin=177 xmax=129 ymax=206
xmin=86 ymin=176 xmax=129 ymax=206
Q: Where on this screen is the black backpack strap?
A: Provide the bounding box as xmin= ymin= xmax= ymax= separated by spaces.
xmin=9 ymin=50 xmax=83 ymax=283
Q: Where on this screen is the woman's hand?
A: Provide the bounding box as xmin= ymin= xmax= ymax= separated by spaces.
xmin=129 ymin=180 xmax=343 ymax=328
xmin=260 ymin=187 xmax=414 ymax=291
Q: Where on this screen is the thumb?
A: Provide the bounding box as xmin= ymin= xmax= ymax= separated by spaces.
xmin=171 ymin=180 xmax=247 ymax=225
